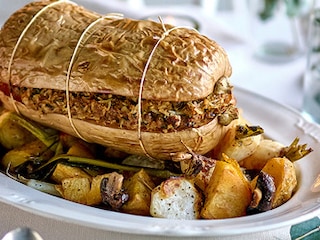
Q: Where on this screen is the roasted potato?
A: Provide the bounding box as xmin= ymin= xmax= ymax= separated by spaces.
xmin=201 ymin=154 xmax=252 ymax=219
xmin=66 ymin=141 xmax=96 ymax=159
xmin=55 ymin=173 xmax=121 ymax=206
xmin=51 ymin=163 xmax=92 ymax=184
xmin=213 ymin=125 xmax=262 ymax=162
xmin=240 ymin=138 xmax=312 ymax=171
xmin=150 ymin=177 xmax=202 ymax=219
xmin=56 ymin=177 xmax=91 ymax=205
xmin=122 ymin=169 xmax=155 ymax=216
xmin=1 ymin=139 xmax=54 ymax=170
xmin=253 ymin=157 xmax=297 ymax=208
xmin=0 ymin=111 xmax=36 ymax=149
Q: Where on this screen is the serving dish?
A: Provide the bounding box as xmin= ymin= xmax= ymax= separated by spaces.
xmin=0 ymin=86 xmax=319 ymax=237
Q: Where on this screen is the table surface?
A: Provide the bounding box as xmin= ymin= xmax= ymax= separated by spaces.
xmin=0 ymin=1 xmax=313 ymax=239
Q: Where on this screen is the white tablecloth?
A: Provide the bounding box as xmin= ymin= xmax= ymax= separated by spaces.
xmin=0 ymin=1 xmax=313 ymax=239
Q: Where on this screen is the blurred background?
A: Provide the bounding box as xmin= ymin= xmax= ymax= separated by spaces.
xmin=0 ymin=0 xmax=315 ymax=113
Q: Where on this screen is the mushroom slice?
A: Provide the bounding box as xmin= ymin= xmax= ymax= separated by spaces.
xmin=248 ymin=171 xmax=276 ymax=214
xmin=100 ymin=172 xmax=128 ymax=210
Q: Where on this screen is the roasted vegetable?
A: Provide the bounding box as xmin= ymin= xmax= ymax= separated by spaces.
xmin=0 ymin=111 xmax=36 ymax=149
xmin=213 ymin=123 xmax=264 ymax=162
xmin=250 ymin=157 xmax=298 ymax=209
xmin=122 ymin=169 xmax=156 ymax=216
xmin=51 ymin=163 xmax=92 ymax=184
xmin=0 ymin=112 xmax=58 ymax=148
xmin=24 ymin=178 xmax=61 ymax=197
xmin=28 ymin=154 xmax=180 ymax=180
xmin=260 ymin=157 xmax=297 ymax=208
xmin=0 ymin=0 xmax=236 ymax=160
xmin=100 ymin=172 xmax=128 ymax=210
xmin=66 ymin=141 xmax=96 ymax=159
xmin=86 ymin=174 xmax=110 ymax=206
xmin=122 ymin=155 xmax=166 ymax=170
xmin=150 ymin=177 xmax=202 ymax=219
xmin=0 ymin=111 xmax=58 ymax=150
xmin=281 ymin=137 xmax=313 ymax=162
xmin=240 ymin=137 xmax=313 ymax=170
xmin=240 ymin=139 xmax=285 ymax=170
xmin=171 ymin=150 xmax=216 ymax=191
xmin=54 ymin=172 xmax=126 ymax=207
xmin=201 ymin=154 xmax=252 ymax=219
xmin=6 ymin=172 xmax=61 ymax=197
xmin=56 ymin=177 xmax=91 ymax=205
xmin=1 ymin=139 xmax=55 ymax=171
xmin=247 ymin=171 xmax=276 ymax=214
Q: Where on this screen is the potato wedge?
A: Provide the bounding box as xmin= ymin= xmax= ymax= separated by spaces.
xmin=57 ymin=177 xmax=91 ymax=205
xmin=122 ymin=169 xmax=155 ymax=216
xmin=201 ymin=154 xmax=252 ymax=219
xmin=258 ymin=157 xmax=297 ymax=208
xmin=51 ymin=163 xmax=92 ymax=184
xmin=150 ymin=177 xmax=202 ymax=219
xmin=1 ymin=139 xmax=54 ymax=170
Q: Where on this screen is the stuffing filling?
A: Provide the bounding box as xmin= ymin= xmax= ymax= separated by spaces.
xmin=8 ymin=77 xmax=238 ymax=133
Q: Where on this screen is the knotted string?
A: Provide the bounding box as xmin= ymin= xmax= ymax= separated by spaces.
xmin=8 ymin=0 xmax=199 ymax=157
xmin=7 ymin=0 xmax=123 ymax=142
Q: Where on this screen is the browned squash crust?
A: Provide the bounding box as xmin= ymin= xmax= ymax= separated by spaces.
xmin=0 ymin=0 xmax=237 ymax=159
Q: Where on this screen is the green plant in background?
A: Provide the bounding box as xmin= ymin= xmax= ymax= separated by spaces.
xmin=259 ymin=0 xmax=311 ymax=20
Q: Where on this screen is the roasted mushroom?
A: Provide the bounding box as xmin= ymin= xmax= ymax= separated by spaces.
xmin=100 ymin=172 xmax=128 ymax=210
xmin=247 ymin=171 xmax=276 ymax=214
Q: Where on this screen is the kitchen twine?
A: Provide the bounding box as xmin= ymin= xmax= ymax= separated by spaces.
xmin=7 ymin=0 xmax=75 ymax=115
xmin=65 ymin=14 xmax=124 ymax=141
xmin=7 ymin=0 xmax=122 ymax=141
xmin=136 ymin=18 xmax=198 ymax=158
xmin=8 ymin=0 xmax=198 ymax=158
